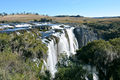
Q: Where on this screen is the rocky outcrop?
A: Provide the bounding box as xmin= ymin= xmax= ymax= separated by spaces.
xmin=73 ymin=25 xmax=98 ymax=48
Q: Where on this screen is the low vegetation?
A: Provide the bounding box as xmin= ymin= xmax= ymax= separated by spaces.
xmin=85 ymin=21 xmax=120 ymax=40
xmin=0 ymin=30 xmax=49 ymax=80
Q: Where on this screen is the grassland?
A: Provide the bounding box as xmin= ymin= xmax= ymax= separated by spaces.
xmin=0 ymin=14 xmax=50 ymax=23
xmin=0 ymin=14 xmax=120 ymax=24
xmin=53 ymin=17 xmax=120 ymax=24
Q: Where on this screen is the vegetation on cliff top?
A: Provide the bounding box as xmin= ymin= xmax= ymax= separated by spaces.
xmin=0 ymin=30 xmax=48 ymax=80
xmin=85 ymin=21 xmax=120 ymax=40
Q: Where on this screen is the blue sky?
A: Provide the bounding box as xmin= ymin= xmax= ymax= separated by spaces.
xmin=0 ymin=0 xmax=120 ymax=17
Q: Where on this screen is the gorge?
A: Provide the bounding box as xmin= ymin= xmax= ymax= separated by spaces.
xmin=1 ymin=22 xmax=118 ymax=80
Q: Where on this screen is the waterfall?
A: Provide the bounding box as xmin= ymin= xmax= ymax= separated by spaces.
xmin=42 ymin=24 xmax=99 ymax=80
xmin=65 ymin=27 xmax=79 ymax=55
xmin=1 ymin=22 xmax=99 ymax=79
xmin=57 ymin=27 xmax=78 ymax=56
xmin=43 ymin=25 xmax=78 ymax=77
xmin=47 ymin=39 xmax=58 ymax=76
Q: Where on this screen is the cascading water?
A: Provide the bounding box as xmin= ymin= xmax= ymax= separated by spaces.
xmin=1 ymin=22 xmax=99 ymax=80
xmin=65 ymin=27 xmax=79 ymax=55
xmin=47 ymin=39 xmax=58 ymax=76
xmin=44 ymin=25 xmax=79 ymax=76
xmin=42 ymin=24 xmax=99 ymax=80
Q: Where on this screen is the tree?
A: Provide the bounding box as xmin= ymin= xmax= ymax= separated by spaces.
xmin=54 ymin=65 xmax=86 ymax=80
xmin=76 ymin=38 xmax=120 ymax=80
xmin=54 ymin=54 xmax=88 ymax=80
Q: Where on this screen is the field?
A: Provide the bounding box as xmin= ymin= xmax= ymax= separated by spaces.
xmin=0 ymin=14 xmax=50 ymax=22
xmin=0 ymin=14 xmax=120 ymax=24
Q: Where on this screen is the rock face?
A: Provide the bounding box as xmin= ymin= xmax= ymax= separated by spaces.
xmin=73 ymin=25 xmax=98 ymax=48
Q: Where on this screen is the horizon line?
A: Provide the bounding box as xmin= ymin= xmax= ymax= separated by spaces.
xmin=0 ymin=12 xmax=120 ymax=18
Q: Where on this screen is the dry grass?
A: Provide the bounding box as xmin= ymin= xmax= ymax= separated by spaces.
xmin=53 ymin=17 xmax=120 ymax=24
xmin=0 ymin=14 xmax=50 ymax=22
xmin=0 ymin=14 xmax=120 ymax=24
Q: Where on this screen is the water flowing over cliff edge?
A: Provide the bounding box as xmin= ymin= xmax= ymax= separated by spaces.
xmin=41 ymin=24 xmax=98 ymax=79
xmin=0 ymin=22 xmax=99 ymax=80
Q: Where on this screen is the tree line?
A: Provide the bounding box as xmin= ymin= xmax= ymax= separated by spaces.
xmin=0 ymin=12 xmax=40 ymax=16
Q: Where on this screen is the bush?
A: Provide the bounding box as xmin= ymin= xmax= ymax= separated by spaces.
xmin=76 ymin=38 xmax=120 ymax=80
xmin=0 ymin=29 xmax=48 ymax=80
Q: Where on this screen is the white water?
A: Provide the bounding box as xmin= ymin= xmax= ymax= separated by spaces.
xmin=44 ymin=25 xmax=78 ymax=76
xmin=47 ymin=39 xmax=58 ymax=76
xmin=83 ymin=65 xmax=99 ymax=80
xmin=65 ymin=27 xmax=78 ymax=55
xmin=93 ymin=73 xmax=99 ymax=80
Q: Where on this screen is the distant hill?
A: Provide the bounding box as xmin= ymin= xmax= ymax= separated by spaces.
xmin=93 ymin=16 xmax=120 ymax=19
xmin=55 ymin=15 xmax=84 ymax=18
